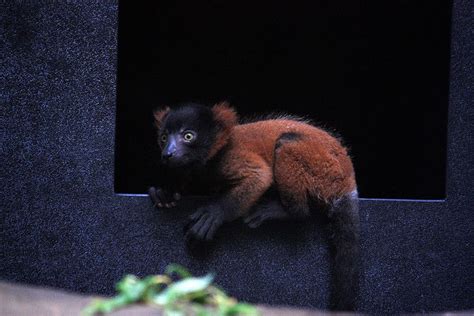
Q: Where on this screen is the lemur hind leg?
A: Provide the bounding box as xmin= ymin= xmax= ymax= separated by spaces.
xmin=272 ymin=133 xmax=314 ymax=218
xmin=244 ymin=133 xmax=316 ymax=228
xmin=244 ymin=196 xmax=289 ymax=228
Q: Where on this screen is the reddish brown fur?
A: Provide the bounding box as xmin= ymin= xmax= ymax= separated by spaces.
xmin=154 ymin=103 xmax=356 ymax=217
xmin=216 ymin=109 xmax=356 ymax=216
xmin=153 ymin=106 xmax=170 ymax=129
xmin=208 ymin=102 xmax=239 ymax=159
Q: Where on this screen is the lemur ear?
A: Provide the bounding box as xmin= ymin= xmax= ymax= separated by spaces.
xmin=153 ymin=106 xmax=170 ymax=129
xmin=211 ymin=101 xmax=238 ymax=129
xmin=208 ymin=101 xmax=238 ymax=159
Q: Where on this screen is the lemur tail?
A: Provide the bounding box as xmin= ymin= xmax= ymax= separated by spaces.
xmin=327 ymin=189 xmax=361 ymax=311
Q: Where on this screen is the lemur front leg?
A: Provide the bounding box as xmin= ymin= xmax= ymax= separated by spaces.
xmin=186 ymin=156 xmax=272 ymax=241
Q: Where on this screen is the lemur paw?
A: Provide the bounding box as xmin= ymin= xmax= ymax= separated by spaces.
xmin=244 ymin=210 xmax=271 ymax=228
xmin=244 ymin=200 xmax=288 ymax=228
xmin=185 ymin=207 xmax=224 ymax=241
xmin=148 ymin=187 xmax=180 ymax=209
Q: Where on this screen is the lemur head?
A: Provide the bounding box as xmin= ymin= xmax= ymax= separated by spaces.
xmin=153 ymin=102 xmax=238 ymax=168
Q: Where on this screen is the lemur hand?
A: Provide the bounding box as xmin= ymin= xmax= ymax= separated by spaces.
xmin=148 ymin=187 xmax=181 ymax=208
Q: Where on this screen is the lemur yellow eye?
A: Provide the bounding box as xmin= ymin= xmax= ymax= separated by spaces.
xmin=183 ymin=132 xmax=194 ymax=142
xmin=160 ymin=134 xmax=167 ymax=143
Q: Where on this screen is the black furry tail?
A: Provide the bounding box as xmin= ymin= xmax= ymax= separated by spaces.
xmin=327 ymin=190 xmax=361 ymax=311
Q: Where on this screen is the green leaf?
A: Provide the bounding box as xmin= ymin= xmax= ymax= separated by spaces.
xmin=116 ymin=275 xmax=138 ymax=293
xmin=142 ymin=275 xmax=171 ymax=302
xmin=81 ymin=265 xmax=259 ymax=316
xmin=115 ymin=275 xmax=148 ymax=301
xmin=154 ymin=274 xmax=214 ymax=305
xmin=165 ymin=264 xmax=193 ymax=279
xmin=81 ymin=299 xmax=102 ymax=316
xmin=193 ymin=304 xmax=213 ymax=316
xmin=224 ymin=303 xmax=260 ymax=316
xmin=81 ymin=295 xmax=130 ymax=315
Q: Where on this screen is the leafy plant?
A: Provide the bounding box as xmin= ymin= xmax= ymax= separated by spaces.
xmin=82 ymin=264 xmax=259 ymax=316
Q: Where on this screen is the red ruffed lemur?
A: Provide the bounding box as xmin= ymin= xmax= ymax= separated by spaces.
xmin=149 ymin=102 xmax=360 ymax=311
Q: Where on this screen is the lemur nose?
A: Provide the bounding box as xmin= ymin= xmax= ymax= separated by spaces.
xmin=162 ymin=152 xmax=173 ymax=160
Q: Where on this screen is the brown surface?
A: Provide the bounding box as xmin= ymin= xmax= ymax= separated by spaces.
xmin=0 ymin=282 xmax=153 ymax=316
xmin=3 ymin=281 xmax=471 ymax=316
xmin=0 ymin=281 xmax=335 ymax=316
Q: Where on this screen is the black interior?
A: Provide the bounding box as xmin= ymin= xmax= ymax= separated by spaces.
xmin=115 ymin=0 xmax=451 ymax=199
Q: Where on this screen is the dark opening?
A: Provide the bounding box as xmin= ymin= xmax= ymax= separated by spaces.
xmin=115 ymin=0 xmax=451 ymax=199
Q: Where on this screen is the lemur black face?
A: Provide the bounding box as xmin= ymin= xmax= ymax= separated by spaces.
xmin=159 ymin=103 xmax=216 ymax=168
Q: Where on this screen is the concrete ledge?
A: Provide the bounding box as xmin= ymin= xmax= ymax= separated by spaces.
xmin=0 ymin=282 xmax=340 ymax=316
